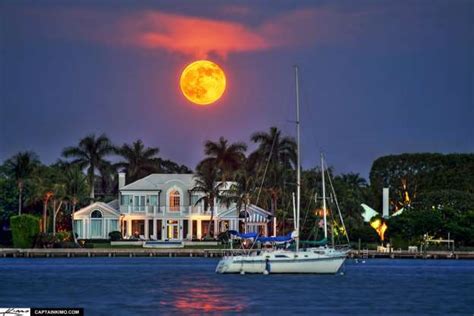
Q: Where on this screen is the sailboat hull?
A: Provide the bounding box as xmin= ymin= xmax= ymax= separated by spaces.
xmin=216 ymin=249 xmax=347 ymax=274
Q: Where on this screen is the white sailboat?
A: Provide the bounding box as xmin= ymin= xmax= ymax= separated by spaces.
xmin=216 ymin=66 xmax=349 ymax=274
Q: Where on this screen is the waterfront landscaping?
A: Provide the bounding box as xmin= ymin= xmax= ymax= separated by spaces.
xmin=1 ymin=131 xmax=473 ymax=252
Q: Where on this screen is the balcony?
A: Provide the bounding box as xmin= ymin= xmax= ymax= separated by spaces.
xmin=189 ymin=206 xmax=213 ymax=215
xmin=120 ymin=205 xmax=161 ymax=215
xmin=119 ymin=205 xmax=224 ymax=216
xmin=161 ymin=206 xmax=187 ymax=214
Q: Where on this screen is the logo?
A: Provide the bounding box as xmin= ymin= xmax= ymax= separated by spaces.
xmin=0 ymin=308 xmax=83 ymax=316
xmin=0 ymin=308 xmax=30 ymax=316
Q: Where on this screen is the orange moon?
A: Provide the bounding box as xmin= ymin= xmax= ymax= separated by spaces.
xmin=179 ymin=60 xmax=226 ymax=105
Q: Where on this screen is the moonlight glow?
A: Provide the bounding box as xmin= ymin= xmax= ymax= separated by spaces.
xmin=179 ymin=60 xmax=226 ymax=105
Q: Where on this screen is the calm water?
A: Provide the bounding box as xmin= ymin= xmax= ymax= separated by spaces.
xmin=0 ymin=257 xmax=473 ymax=315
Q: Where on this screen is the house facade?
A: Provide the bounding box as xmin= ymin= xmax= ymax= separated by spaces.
xmin=73 ymin=173 xmax=272 ymax=240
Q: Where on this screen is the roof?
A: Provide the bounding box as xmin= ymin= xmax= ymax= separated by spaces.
xmin=74 ymin=202 xmax=120 ymax=218
xmin=120 ymin=174 xmax=195 ymax=191
xmin=107 ymin=199 xmax=119 ymax=209
xmin=219 ymin=204 xmax=272 ymax=223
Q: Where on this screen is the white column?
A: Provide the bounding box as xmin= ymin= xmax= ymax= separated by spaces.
xmin=144 ymin=219 xmax=149 ymax=240
xmin=85 ymin=219 xmax=89 ymax=238
xmin=153 ymin=218 xmax=157 ymax=239
xmin=273 ymin=217 xmax=277 ymax=237
xmin=197 ymin=219 xmax=202 ymax=239
xmin=103 ymin=219 xmax=107 ymax=239
xmin=161 ymin=221 xmax=166 ymax=241
xmin=127 ymin=219 xmax=132 ymax=238
xmin=82 ymin=219 xmax=86 ymax=239
xmin=187 ymin=219 xmax=193 ymax=240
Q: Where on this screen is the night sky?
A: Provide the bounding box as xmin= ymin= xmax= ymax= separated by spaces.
xmin=1 ymin=0 xmax=472 ymax=178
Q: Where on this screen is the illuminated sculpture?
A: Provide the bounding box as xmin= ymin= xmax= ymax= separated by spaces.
xmin=361 ymin=188 xmax=404 ymax=242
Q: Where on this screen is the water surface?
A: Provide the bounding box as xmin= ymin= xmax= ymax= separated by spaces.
xmin=0 ymin=258 xmax=472 ymax=315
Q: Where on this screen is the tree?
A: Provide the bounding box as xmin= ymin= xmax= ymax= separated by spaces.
xmin=250 ymin=126 xmax=296 ymax=170
xmin=0 ymin=177 xmax=18 ymax=220
xmin=62 ymin=134 xmax=115 ymax=200
xmin=116 ymin=140 xmax=161 ymax=184
xmin=4 ymin=152 xmax=40 ymax=215
xmin=192 ymin=161 xmax=225 ymax=238
xmin=333 ymin=173 xmax=368 ymax=230
xmin=28 ymin=165 xmax=61 ymax=233
xmin=369 ymin=153 xmax=474 ymax=210
xmin=158 ymin=159 xmax=192 ymax=174
xmin=250 ymin=127 xmax=296 ymax=217
xmin=63 ymin=165 xmax=88 ymax=243
xmin=201 ymin=137 xmax=247 ymax=182
xmin=227 ymin=159 xmax=256 ymax=212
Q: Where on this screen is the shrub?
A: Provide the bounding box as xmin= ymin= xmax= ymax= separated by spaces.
xmin=10 ymin=214 xmax=40 ymax=248
xmin=217 ymin=231 xmax=229 ymax=242
xmin=55 ymin=231 xmax=71 ymax=242
xmin=202 ymin=235 xmax=215 ymax=241
xmin=34 ymin=233 xmax=58 ymax=248
xmin=108 ymin=231 xmax=122 ymax=241
xmin=0 ymin=218 xmax=12 ymax=246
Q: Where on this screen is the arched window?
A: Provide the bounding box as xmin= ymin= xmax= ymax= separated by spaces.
xmin=169 ymin=190 xmax=180 ymax=211
xmin=91 ymin=210 xmax=103 ymax=218
xmin=90 ymin=210 xmax=103 ymax=237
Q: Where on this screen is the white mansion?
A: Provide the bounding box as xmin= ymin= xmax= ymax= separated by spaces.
xmin=73 ymin=173 xmax=272 ymax=240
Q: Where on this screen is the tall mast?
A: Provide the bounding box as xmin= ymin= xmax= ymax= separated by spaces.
xmin=295 ymin=66 xmax=301 ymax=252
xmin=321 ymin=153 xmax=328 ymax=239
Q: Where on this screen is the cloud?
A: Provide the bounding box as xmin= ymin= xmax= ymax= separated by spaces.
xmin=119 ymin=11 xmax=272 ymax=58
xmin=21 ymin=7 xmax=337 ymax=58
xmin=113 ymin=8 xmax=363 ymax=58
xmin=12 ymin=2 xmax=468 ymax=59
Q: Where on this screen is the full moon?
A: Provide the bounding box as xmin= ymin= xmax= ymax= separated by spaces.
xmin=179 ymin=60 xmax=226 ymax=105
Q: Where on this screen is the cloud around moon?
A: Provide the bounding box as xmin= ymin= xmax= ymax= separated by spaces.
xmin=15 ymin=3 xmax=454 ymax=59
xmin=18 ymin=6 xmax=357 ymax=59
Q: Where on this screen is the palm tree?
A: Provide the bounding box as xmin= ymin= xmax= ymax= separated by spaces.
xmin=201 ymin=137 xmax=247 ymax=182
xmin=338 ymin=173 xmax=367 ymax=188
xmin=251 ymin=126 xmax=296 ymax=170
xmin=116 ymin=140 xmax=160 ymax=183
xmin=334 ymin=172 xmax=368 ymax=230
xmin=5 ymin=151 xmax=40 ymax=215
xmin=250 ymin=126 xmax=296 ymax=215
xmin=62 ymin=134 xmax=115 ymax=200
xmin=29 ymin=166 xmax=54 ymax=233
xmin=63 ymin=165 xmax=88 ymax=243
xmin=192 ymin=161 xmax=225 ymax=238
xmin=223 ymin=159 xmax=257 ymax=234
xmin=159 ymin=159 xmax=192 ymax=174
xmin=225 ymin=159 xmax=255 ymax=213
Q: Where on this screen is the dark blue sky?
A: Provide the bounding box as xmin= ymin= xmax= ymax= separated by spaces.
xmin=1 ymin=0 xmax=472 ymax=178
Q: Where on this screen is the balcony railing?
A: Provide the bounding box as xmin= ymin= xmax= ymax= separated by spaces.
xmin=161 ymin=206 xmax=187 ymax=214
xmin=119 ymin=205 xmax=227 ymax=216
xmin=121 ymin=205 xmax=161 ymax=214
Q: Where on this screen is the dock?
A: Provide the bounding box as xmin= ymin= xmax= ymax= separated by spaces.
xmin=1 ymin=248 xmax=473 ymax=259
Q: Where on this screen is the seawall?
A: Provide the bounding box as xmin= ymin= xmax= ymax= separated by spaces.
xmin=1 ymin=248 xmax=473 ymax=259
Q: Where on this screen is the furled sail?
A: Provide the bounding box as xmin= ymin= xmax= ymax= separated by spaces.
xmin=228 ymin=230 xmax=258 ymax=239
xmin=257 ymin=233 xmax=293 ymax=243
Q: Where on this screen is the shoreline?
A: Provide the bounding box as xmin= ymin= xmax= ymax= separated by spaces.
xmin=1 ymin=248 xmax=473 ymax=259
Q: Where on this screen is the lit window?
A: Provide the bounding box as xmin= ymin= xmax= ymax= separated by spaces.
xmin=169 ymin=190 xmax=180 ymax=211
